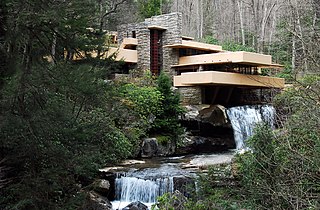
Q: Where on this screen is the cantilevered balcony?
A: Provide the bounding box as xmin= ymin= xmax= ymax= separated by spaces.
xmin=120 ymin=38 xmax=138 ymax=49
xmin=174 ymin=71 xmax=285 ymax=88
xmin=165 ymin=40 xmax=223 ymax=53
xmin=173 ymin=51 xmax=282 ymax=68
xmin=105 ymin=48 xmax=137 ymax=63
xmin=70 ymin=37 xmax=138 ymax=63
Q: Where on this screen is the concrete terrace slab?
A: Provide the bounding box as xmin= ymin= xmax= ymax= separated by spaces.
xmin=174 ymin=71 xmax=285 ymax=88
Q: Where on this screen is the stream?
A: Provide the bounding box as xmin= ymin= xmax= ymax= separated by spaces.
xmin=109 ymin=152 xmax=235 ymax=209
xmin=108 ymin=104 xmax=276 ymax=209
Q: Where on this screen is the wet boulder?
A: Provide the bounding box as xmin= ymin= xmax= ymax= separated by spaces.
xmin=123 ymin=201 xmax=148 ymax=210
xmin=141 ymin=138 xmax=158 ymax=157
xmin=93 ymin=179 xmax=110 ymax=195
xmin=172 ymin=177 xmax=195 ymax=198
xmin=176 ymin=132 xmax=235 ymax=155
xmin=182 ymin=104 xmax=228 ymax=127
xmin=198 ymin=104 xmax=228 ymax=126
xmin=141 ymin=137 xmax=175 ymax=157
xmin=178 ymin=104 xmax=235 ymax=154
xmin=83 ymin=191 xmax=112 ymax=210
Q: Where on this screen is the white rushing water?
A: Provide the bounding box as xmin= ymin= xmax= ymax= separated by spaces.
xmin=114 ymin=176 xmax=174 ymax=203
xmin=226 ymin=105 xmax=275 ymax=150
xmin=112 ymin=177 xmax=173 ymax=209
xmin=112 ymin=164 xmax=185 ymax=210
xmin=111 ymin=105 xmax=276 ymax=209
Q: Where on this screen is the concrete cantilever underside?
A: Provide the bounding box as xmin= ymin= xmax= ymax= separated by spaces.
xmin=174 ymin=71 xmax=285 ymax=88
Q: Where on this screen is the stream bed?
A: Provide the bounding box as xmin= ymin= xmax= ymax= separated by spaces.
xmin=105 ymin=104 xmax=276 ymax=209
xmin=103 ymin=151 xmax=235 ymax=210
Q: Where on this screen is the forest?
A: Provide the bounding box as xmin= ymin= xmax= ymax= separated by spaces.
xmin=0 ymin=0 xmax=319 ymax=209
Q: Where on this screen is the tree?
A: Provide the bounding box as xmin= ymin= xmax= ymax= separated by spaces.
xmin=150 ymin=72 xmax=184 ymax=141
xmin=137 ymin=0 xmax=172 ymax=19
xmin=235 ymin=76 xmax=320 ymax=209
xmin=0 ymin=1 xmax=136 ymax=209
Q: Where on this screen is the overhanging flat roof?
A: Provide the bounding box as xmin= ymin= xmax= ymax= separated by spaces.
xmin=174 ymin=71 xmax=285 ymax=88
xmin=181 ymin=35 xmax=194 ymax=40
xmin=164 ymin=40 xmax=223 ymax=52
xmin=148 ymin=25 xmax=167 ymax=30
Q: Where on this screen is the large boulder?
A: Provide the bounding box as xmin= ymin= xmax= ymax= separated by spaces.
xmin=93 ymin=179 xmax=110 ymax=195
xmin=141 ymin=137 xmax=175 ymax=157
xmin=176 ymin=133 xmax=235 ymax=155
xmin=182 ymin=104 xmax=228 ymax=127
xmin=178 ymin=104 xmax=235 ymax=154
xmin=141 ymin=138 xmax=158 ymax=157
xmin=198 ymin=104 xmax=228 ymax=126
xmin=82 ymin=191 xmax=112 ymax=210
xmin=173 ymin=177 xmax=195 ymax=198
xmin=182 ymin=104 xmax=210 ymax=121
xmin=123 ymin=201 xmax=148 ymax=210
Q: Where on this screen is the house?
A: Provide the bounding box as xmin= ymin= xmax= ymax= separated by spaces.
xmin=107 ymin=13 xmax=285 ymax=106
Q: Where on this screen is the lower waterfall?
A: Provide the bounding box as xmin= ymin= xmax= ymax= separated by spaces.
xmin=114 ymin=176 xmax=174 ymax=204
xmin=111 ymin=164 xmax=188 ymax=210
xmin=226 ymin=105 xmax=275 ymax=150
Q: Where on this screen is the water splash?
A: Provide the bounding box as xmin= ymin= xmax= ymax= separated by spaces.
xmin=114 ymin=176 xmax=174 ymax=203
xmin=226 ymin=105 xmax=275 ymax=150
xmin=112 ymin=164 xmax=188 ymax=209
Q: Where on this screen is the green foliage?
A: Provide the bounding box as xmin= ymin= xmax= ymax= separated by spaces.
xmin=120 ymin=83 xmax=163 ymax=120
xmin=0 ymin=1 xmax=139 ymax=205
xmin=222 ymin=42 xmax=255 ymax=52
xmin=203 ymin=36 xmax=219 ymax=45
xmin=151 ymin=72 xmax=185 ymax=140
xmin=0 ymin=61 xmax=138 ymax=209
xmin=153 ymin=193 xmax=175 ymax=210
xmin=137 ymin=0 xmax=171 ymax=18
xmin=234 ymin=75 xmax=320 ymax=209
xmin=118 ymin=71 xmax=184 ymax=144
xmin=182 ymin=76 xmax=320 ymax=210
xmin=0 ymin=0 xmax=157 ymax=209
xmin=156 ymin=135 xmax=171 ymax=145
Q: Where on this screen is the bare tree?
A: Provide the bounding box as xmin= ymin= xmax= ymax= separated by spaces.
xmin=237 ymin=0 xmax=246 ymax=45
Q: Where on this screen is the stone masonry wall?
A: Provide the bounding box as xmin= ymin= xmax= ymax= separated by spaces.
xmin=117 ymin=13 xmax=182 ymax=75
xmin=178 ymin=87 xmax=202 ymax=105
xmin=144 ymin=13 xmax=182 ymax=75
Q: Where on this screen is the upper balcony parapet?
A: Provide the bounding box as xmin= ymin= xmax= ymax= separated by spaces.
xmin=120 ymin=38 xmax=138 ymax=49
xmin=164 ymin=40 xmax=223 ymax=53
xmin=173 ymin=51 xmax=283 ymax=68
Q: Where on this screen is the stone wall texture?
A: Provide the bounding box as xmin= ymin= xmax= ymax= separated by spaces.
xmin=178 ymin=87 xmax=202 ymax=105
xmin=117 ymin=13 xmax=182 ymax=75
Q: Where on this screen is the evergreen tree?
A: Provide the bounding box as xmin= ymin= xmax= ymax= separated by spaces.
xmin=0 ymin=1 xmax=135 ymax=209
xmin=137 ymin=0 xmax=171 ymax=18
xmin=150 ymin=72 xmax=184 ymax=141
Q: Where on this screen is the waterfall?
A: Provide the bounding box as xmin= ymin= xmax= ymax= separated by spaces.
xmin=112 ymin=164 xmax=185 ymax=209
xmin=226 ymin=105 xmax=275 ymax=150
xmin=114 ymin=176 xmax=174 ymax=204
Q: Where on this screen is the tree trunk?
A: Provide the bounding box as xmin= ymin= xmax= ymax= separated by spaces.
xmin=292 ymin=34 xmax=296 ymax=78
xmin=237 ymin=0 xmax=245 ymax=45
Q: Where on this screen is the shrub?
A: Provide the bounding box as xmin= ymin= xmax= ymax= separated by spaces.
xmin=235 ymin=75 xmax=320 ymax=209
xmin=150 ymin=72 xmax=185 ymax=141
